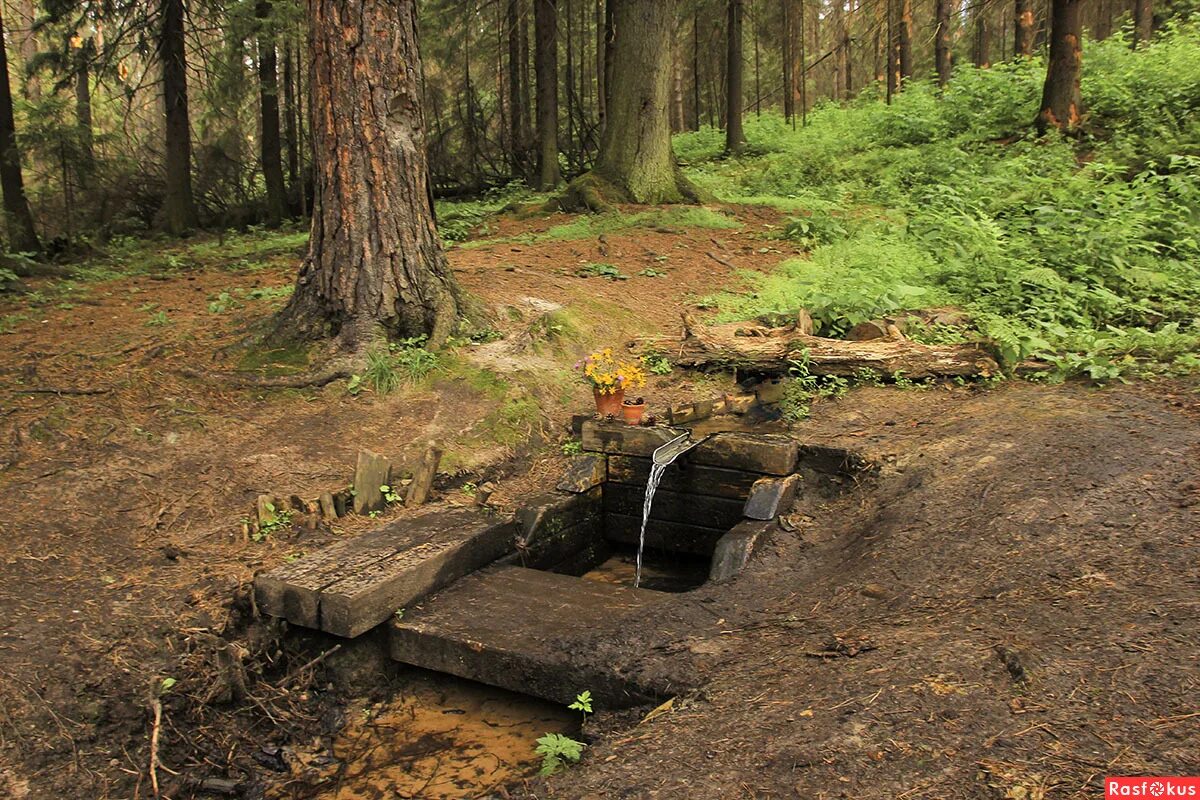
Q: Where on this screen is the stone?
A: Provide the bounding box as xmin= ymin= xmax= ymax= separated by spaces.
xmin=753 ymin=377 xmax=788 ymax=405
xmin=353 ymin=450 xmax=391 ymax=515
xmin=404 ymin=447 xmax=443 ymax=507
xmin=580 ymin=419 xmax=684 ymax=457
xmin=318 ymin=492 xmax=337 ymax=519
xmin=724 ymin=393 xmax=756 ymax=414
xmin=556 ymin=453 xmax=607 ymax=493
xmin=709 ymin=520 xmax=772 ymax=582
xmin=743 ymin=474 xmax=802 ymax=520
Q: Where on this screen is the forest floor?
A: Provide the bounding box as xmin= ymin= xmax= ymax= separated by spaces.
xmin=0 ymin=204 xmax=1198 ymax=800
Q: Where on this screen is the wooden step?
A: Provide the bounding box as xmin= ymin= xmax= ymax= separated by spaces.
xmin=390 ymin=564 xmax=666 ymax=707
xmin=255 ymin=507 xmax=515 ymax=637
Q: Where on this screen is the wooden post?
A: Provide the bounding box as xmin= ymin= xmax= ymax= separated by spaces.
xmin=406 ymin=447 xmax=444 ymax=507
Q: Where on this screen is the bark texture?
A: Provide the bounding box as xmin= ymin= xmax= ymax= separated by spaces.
xmin=534 ymin=0 xmax=560 ymax=189
xmin=934 ymin=0 xmax=952 ymax=86
xmin=642 ymin=315 xmax=999 ymax=379
xmin=1036 ymin=0 xmax=1083 ymax=135
xmin=159 ymin=0 xmax=198 ymax=234
xmin=724 ymin=0 xmax=746 ymax=153
xmin=1014 ymin=0 xmax=1036 ymax=57
xmin=276 ymin=0 xmax=461 ymax=349
xmin=256 ymin=0 xmax=287 ymax=227
xmin=563 ymin=0 xmax=696 ymax=207
xmin=1132 ymin=0 xmax=1153 ymax=48
xmin=0 ymin=5 xmax=39 ymax=253
xmin=898 ymin=0 xmax=913 ymax=81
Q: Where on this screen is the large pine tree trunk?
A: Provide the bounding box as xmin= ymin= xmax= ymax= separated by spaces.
xmin=898 ymin=0 xmax=913 ymax=81
xmin=507 ymin=0 xmax=525 ymax=177
xmin=0 ymin=5 xmax=37 ymax=253
xmin=1036 ymin=0 xmax=1083 ymax=135
xmin=1014 ymin=0 xmax=1035 ymax=56
xmin=275 ymin=0 xmax=461 ymax=350
xmin=934 ymin=0 xmax=952 ymax=86
xmin=724 ymin=0 xmax=746 ymax=153
xmin=283 ymin=44 xmax=299 ymax=193
xmin=256 ymin=0 xmax=287 ymax=228
xmin=534 ymin=0 xmax=560 ymax=189
xmin=159 ymin=0 xmax=198 ymax=234
xmin=75 ymin=41 xmax=95 ymax=166
xmin=973 ymin=5 xmax=991 ymax=67
xmin=1131 ymin=0 xmax=1152 ymax=48
xmin=563 ymin=0 xmax=695 ymax=207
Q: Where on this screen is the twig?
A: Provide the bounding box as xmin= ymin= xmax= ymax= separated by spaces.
xmin=276 ymin=644 xmax=342 ymax=689
xmin=148 ymin=697 xmax=162 ymax=798
xmin=706 ymin=251 xmax=737 ymax=270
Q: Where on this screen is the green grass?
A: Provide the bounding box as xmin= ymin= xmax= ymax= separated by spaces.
xmin=682 ymin=25 xmax=1200 ymax=381
xmin=457 ymin=206 xmax=740 ymax=250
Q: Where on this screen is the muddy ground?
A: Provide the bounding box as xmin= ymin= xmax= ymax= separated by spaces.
xmin=1 ymin=207 xmax=1198 ymax=799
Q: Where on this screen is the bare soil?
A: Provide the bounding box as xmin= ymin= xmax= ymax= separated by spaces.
xmin=1 ymin=207 xmax=1197 ymax=800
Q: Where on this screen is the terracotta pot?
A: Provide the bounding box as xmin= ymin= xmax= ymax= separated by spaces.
xmin=593 ymin=387 xmax=625 ymax=418
xmin=621 ymin=398 xmax=647 ymax=426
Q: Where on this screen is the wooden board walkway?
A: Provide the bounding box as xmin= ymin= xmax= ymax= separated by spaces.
xmin=390 ymin=564 xmax=667 ymax=707
xmin=255 ymin=507 xmax=515 ymax=637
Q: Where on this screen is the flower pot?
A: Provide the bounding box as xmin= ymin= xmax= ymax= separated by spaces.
xmin=594 ymin=387 xmax=625 ymax=418
xmin=621 ymin=398 xmax=647 ymax=426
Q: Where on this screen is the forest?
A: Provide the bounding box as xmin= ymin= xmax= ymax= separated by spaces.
xmin=0 ymin=0 xmax=1198 ymax=799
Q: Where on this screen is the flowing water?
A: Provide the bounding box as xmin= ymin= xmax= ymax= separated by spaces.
xmin=634 ymin=434 xmax=709 ymax=588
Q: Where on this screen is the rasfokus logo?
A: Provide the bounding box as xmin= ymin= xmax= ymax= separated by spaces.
xmin=1107 ymin=778 xmax=1200 ymax=798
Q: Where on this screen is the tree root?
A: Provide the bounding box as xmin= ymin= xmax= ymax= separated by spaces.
xmin=176 ymin=363 xmax=354 ymax=389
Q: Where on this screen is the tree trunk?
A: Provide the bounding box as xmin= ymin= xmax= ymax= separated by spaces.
xmin=159 ymin=0 xmax=198 ymax=235
xmin=508 ymin=0 xmax=525 ymax=178
xmin=886 ymin=0 xmax=899 ymax=99
xmin=257 ymin=0 xmax=287 ymax=227
xmin=1014 ymin=0 xmax=1035 ymax=57
xmin=898 ymin=0 xmax=913 ymax=81
xmin=973 ymin=5 xmax=991 ymax=67
xmin=596 ymin=0 xmax=606 ymax=133
xmin=782 ymin=0 xmax=793 ymax=123
xmin=641 ymin=314 xmax=999 ymax=379
xmin=75 ymin=41 xmax=95 ymax=166
xmin=934 ymin=0 xmax=952 ymax=85
xmin=17 ymin=0 xmax=37 ymax=103
xmin=534 ymin=0 xmax=560 ymax=189
xmin=565 ymin=0 xmax=695 ymax=207
xmin=1131 ymin=0 xmax=1152 ymax=48
xmin=725 ymin=0 xmax=745 ymax=153
xmin=275 ymin=0 xmax=461 ymax=350
xmin=1036 ymin=0 xmax=1083 ymax=135
xmin=0 ymin=4 xmax=38 ymax=253
xmin=283 ymin=44 xmax=299 ymax=194
xmin=671 ymin=44 xmax=686 ymax=133
xmin=520 ymin=2 xmax=533 ymax=148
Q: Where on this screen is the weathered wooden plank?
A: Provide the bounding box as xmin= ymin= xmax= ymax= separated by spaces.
xmin=687 ymin=432 xmax=799 ymax=475
xmin=319 ymin=514 xmax=515 ymax=637
xmin=606 ymin=455 xmax=759 ymax=499
xmin=389 ymin=565 xmax=665 ymax=706
xmin=603 ymin=484 xmax=745 ymax=530
xmin=353 ymin=450 xmax=391 ymax=515
xmin=604 ymin=513 xmax=729 ymax=555
xmin=580 ymin=420 xmax=684 ymax=457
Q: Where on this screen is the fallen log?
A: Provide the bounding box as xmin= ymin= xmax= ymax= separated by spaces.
xmin=641 ymin=313 xmax=999 ymax=379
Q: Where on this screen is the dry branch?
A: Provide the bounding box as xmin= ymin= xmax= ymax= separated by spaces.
xmin=641 ymin=313 xmax=998 ymax=379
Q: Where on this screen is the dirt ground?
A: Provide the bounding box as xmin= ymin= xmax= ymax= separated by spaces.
xmin=1 ymin=206 xmax=1198 ymax=799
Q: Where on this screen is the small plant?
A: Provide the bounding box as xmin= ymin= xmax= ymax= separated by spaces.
xmin=363 ymin=348 xmax=400 ymax=394
xmin=380 ymin=484 xmax=402 ymax=504
xmin=159 ymin=677 xmax=177 ymax=695
xmin=390 ymin=336 xmax=441 ymax=382
xmin=460 ymin=482 xmax=478 ymax=497
xmin=568 ymin=690 xmax=593 ymax=720
xmin=144 ymin=310 xmax=171 ymax=327
xmin=641 ymin=353 xmax=673 ymax=375
xmin=346 ymin=374 xmax=364 ymax=395
xmin=561 ymin=439 xmax=583 ymax=456
xmin=207 ymin=291 xmax=237 ymax=313
xmin=638 ymin=267 xmax=668 ymax=278
xmin=576 ymin=262 xmax=628 ymax=281
xmin=535 ymin=733 xmax=585 ymax=775
xmin=253 ymin=504 xmax=293 ymax=541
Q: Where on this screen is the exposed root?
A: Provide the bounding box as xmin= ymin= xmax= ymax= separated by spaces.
xmin=176 ymin=363 xmax=354 ymax=389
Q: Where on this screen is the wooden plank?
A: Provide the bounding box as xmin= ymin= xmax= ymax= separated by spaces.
xmin=353 ymin=450 xmax=391 ymax=514
xmin=390 ymin=565 xmax=666 ymax=706
xmin=319 ymin=515 xmax=515 ymax=637
xmin=580 ymin=420 xmax=684 ymax=457
xmin=606 ymin=455 xmax=759 ymax=499
xmin=604 ymin=513 xmax=728 ymax=555
xmin=603 ymin=484 xmax=744 ymax=529
xmin=687 ymin=432 xmax=799 ymax=475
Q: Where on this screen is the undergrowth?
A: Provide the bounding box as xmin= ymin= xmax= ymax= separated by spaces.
xmin=681 ymin=25 xmax=1200 ymax=381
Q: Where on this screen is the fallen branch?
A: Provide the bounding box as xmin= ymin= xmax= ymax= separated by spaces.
xmin=639 ymin=313 xmax=998 ymax=379
xmin=148 ymin=696 xmax=163 ymax=798
xmin=176 ymin=365 xmax=352 ymax=389
xmin=12 ymin=387 xmax=111 ymax=396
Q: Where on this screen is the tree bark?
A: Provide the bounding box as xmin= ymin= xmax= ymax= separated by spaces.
xmin=1014 ymin=0 xmax=1035 ymax=57
xmin=898 ymin=0 xmax=913 ymax=81
xmin=275 ymin=0 xmax=461 ymax=350
xmin=782 ymin=0 xmax=793 ymax=123
xmin=75 ymin=40 xmax=95 ymax=166
xmin=534 ymin=0 xmax=560 ymax=189
xmin=159 ymin=0 xmax=198 ymax=235
xmin=563 ymin=0 xmax=696 ymax=207
xmin=508 ymin=0 xmax=526 ymax=178
xmin=973 ymin=4 xmax=991 ymax=67
xmin=725 ymin=0 xmax=745 ymax=153
xmin=596 ymin=0 xmax=606 ymax=133
xmin=1131 ymin=0 xmax=1152 ymax=48
xmin=16 ymin=0 xmax=38 ymax=102
xmin=0 ymin=5 xmax=38 ymax=253
xmin=256 ymin=0 xmax=287 ymax=227
xmin=1036 ymin=0 xmax=1083 ymax=135
xmin=283 ymin=44 xmax=299 ymax=193
xmin=934 ymin=0 xmax=952 ymax=85
xmin=641 ymin=314 xmax=999 ymax=379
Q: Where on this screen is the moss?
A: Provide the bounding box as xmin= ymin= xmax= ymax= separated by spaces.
xmin=235 ymin=341 xmax=312 ymax=376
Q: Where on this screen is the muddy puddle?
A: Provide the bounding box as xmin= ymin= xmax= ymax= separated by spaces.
xmin=583 ymin=548 xmax=709 ymax=592
xmin=270 ymin=670 xmax=576 ymax=800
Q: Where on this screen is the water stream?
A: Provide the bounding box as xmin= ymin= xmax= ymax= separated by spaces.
xmin=635 ymin=433 xmax=709 ymax=588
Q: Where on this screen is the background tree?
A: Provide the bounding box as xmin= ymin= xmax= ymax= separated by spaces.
xmin=159 ymin=0 xmax=199 ymax=234
xmin=1132 ymin=0 xmax=1153 ymax=48
xmin=1036 ymin=0 xmax=1083 ymax=135
xmin=275 ymin=0 xmax=461 ymax=350
xmin=725 ymin=0 xmax=745 ymax=153
xmin=0 ymin=4 xmax=39 ymax=253
xmin=256 ymin=0 xmax=287 ymax=227
xmin=934 ymin=0 xmax=952 ymax=86
xmin=1015 ymin=0 xmax=1036 ymax=57
xmin=533 ymin=0 xmax=560 ymax=189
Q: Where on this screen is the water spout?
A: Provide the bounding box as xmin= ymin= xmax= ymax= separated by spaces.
xmin=635 ymin=432 xmax=713 ymax=588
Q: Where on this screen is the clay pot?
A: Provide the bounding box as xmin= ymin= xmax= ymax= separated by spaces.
xmin=594 ymin=387 xmax=625 ymax=418
xmin=621 ymin=397 xmax=647 ymax=426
